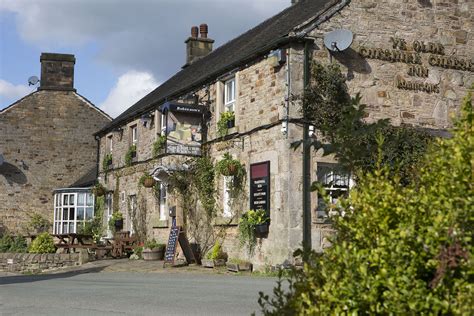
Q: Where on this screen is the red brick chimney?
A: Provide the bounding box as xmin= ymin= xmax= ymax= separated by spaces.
xmin=39 ymin=53 xmax=76 ymax=91
xmin=183 ymin=24 xmax=214 ymax=68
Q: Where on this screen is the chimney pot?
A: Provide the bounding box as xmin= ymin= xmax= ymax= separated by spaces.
xmin=199 ymin=24 xmax=208 ymax=38
xmin=191 ymin=26 xmax=199 ymax=38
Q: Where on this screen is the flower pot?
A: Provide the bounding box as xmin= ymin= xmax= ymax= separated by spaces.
xmin=95 ymin=246 xmax=107 ymax=260
xmin=114 ymin=219 xmax=123 ymax=231
xmin=142 ymin=247 xmax=164 ymax=261
xmin=143 ymin=178 xmax=156 ymax=188
xmin=255 ymin=223 xmax=269 ymax=237
xmin=226 ymin=119 xmax=235 ymax=129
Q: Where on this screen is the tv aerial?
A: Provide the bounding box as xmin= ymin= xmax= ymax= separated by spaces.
xmin=324 ymin=29 xmax=353 ymax=52
xmin=28 ymin=76 xmax=39 ymax=86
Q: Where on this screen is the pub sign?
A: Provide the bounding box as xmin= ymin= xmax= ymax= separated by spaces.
xmin=250 ymin=161 xmax=270 ymax=214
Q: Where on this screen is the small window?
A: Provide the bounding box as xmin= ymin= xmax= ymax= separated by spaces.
xmin=107 ymin=135 xmax=113 ymax=153
xmin=316 ymin=163 xmax=351 ymax=218
xmin=131 ymin=125 xmax=138 ymax=145
xmin=223 ymin=176 xmax=233 ymax=217
xmin=224 ymin=78 xmax=235 ymax=112
xmin=159 ymin=184 xmax=167 ymax=220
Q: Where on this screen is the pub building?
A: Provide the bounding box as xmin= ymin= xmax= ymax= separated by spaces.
xmin=94 ymin=0 xmax=473 ymax=269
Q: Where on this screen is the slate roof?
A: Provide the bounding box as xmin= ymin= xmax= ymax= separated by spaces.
xmin=67 ymin=167 xmax=97 ymax=188
xmin=96 ymin=0 xmax=341 ymax=135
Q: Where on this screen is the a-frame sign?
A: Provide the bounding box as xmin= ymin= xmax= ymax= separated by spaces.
xmin=163 ymin=223 xmax=196 ymax=267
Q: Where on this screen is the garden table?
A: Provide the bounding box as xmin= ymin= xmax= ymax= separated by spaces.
xmin=53 ymin=233 xmax=94 ymax=253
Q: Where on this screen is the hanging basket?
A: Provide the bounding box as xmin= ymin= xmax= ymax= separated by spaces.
xmin=93 ymin=185 xmax=106 ymax=197
xmin=143 ymin=177 xmax=156 ymax=188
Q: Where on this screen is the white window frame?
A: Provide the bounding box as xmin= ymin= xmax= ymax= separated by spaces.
xmin=53 ymin=191 xmax=94 ymax=234
xmin=161 ymin=113 xmax=167 ymax=136
xmin=316 ymin=163 xmax=352 ymax=218
xmin=224 ymin=77 xmax=235 ymax=113
xmin=105 ymin=192 xmax=113 ymax=237
xmin=223 ymin=176 xmax=233 ymax=217
xmin=131 ymin=125 xmax=138 ymax=145
xmin=107 ymin=135 xmax=113 ymax=153
xmin=159 ymin=184 xmax=167 ymax=220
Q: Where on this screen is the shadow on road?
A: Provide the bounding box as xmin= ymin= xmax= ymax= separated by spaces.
xmin=0 ymin=266 xmax=106 ymax=285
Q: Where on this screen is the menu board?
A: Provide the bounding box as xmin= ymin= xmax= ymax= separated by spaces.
xmin=250 ymin=161 xmax=270 ymax=214
xmin=164 ymin=226 xmax=180 ymax=265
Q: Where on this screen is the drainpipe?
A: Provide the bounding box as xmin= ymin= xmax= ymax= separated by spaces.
xmin=302 ymin=40 xmax=311 ymax=250
xmin=95 ymin=135 xmax=100 ymax=182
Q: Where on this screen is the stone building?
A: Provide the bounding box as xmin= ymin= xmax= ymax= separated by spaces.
xmin=0 ymin=53 xmax=111 ymax=234
xmin=94 ymin=0 xmax=473 ymax=268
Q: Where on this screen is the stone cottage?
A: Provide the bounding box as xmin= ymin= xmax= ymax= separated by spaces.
xmin=94 ymin=0 xmax=473 ymax=268
xmin=0 ymin=53 xmax=111 ymax=235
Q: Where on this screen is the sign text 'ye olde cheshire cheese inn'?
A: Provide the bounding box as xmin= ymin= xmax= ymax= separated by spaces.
xmin=1 ymin=0 xmax=473 ymax=269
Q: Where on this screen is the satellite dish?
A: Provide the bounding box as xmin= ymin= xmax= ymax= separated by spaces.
xmin=0 ymin=154 xmax=4 ymax=166
xmin=28 ymin=76 xmax=39 ymax=86
xmin=324 ymin=29 xmax=353 ymax=52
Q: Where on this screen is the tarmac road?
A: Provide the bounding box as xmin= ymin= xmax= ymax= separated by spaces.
xmin=0 ymin=268 xmax=278 ymax=316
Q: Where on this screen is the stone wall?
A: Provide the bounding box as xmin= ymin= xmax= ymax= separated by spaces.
xmin=0 ymin=252 xmax=83 ymax=274
xmin=0 ymin=90 xmax=111 ymax=233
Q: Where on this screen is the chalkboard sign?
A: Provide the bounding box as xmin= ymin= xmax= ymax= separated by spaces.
xmin=250 ymin=161 xmax=270 ymax=214
xmin=164 ymin=226 xmax=180 ymax=265
xmin=163 ymin=225 xmax=196 ymax=267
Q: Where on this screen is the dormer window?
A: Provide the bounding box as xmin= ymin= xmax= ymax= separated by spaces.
xmin=224 ymin=77 xmax=235 ymax=112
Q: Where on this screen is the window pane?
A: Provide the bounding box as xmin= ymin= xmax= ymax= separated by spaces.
xmin=69 ymin=208 xmax=75 ymax=221
xmin=86 ymin=193 xmax=94 ymax=206
xmin=78 ymin=193 xmax=85 ymax=206
xmin=62 ymin=223 xmax=68 ymax=233
xmin=63 ymin=208 xmax=68 ymax=220
xmin=76 ymin=207 xmax=84 ymax=220
xmin=69 ymin=194 xmax=75 ymax=206
xmin=69 ymin=223 xmax=75 ymax=234
xmin=63 ymin=194 xmax=69 ymax=206
xmin=85 ymin=207 xmax=94 ymax=220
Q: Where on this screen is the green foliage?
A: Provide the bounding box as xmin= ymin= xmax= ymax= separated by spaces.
xmin=206 ymin=242 xmax=227 ymax=260
xmin=102 ymin=153 xmax=113 ymax=172
xmin=217 ymin=111 xmax=235 ymax=137
xmin=144 ymin=238 xmax=165 ymax=250
xmin=28 ymin=232 xmax=56 ymax=254
xmin=215 ymin=152 xmax=246 ymax=203
xmin=133 ymin=246 xmax=143 ymax=259
xmin=258 ymin=92 xmax=474 ymax=315
xmin=0 ymin=234 xmax=28 ymax=253
xmin=92 ymin=182 xmax=106 ymax=197
xmin=300 ymin=62 xmax=431 ymax=184
xmin=239 ymin=210 xmax=269 ymax=255
xmin=125 ymin=144 xmax=137 ymax=166
xmin=152 ymin=135 xmax=167 ymax=157
xmin=27 ymin=213 xmax=51 ymax=233
xmin=108 ymin=212 xmax=123 ymax=232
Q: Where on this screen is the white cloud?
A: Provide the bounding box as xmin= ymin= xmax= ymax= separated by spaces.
xmin=0 ymin=79 xmax=32 ymax=105
xmin=99 ymin=71 xmax=159 ymax=118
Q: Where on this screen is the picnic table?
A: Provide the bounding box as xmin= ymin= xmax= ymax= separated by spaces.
xmin=110 ymin=231 xmax=137 ymax=258
xmin=53 ymin=233 xmax=96 ymax=253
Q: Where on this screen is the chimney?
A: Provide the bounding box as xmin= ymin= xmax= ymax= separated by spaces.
xmin=39 ymin=53 xmax=76 ymax=91
xmin=183 ymin=24 xmax=214 ymax=68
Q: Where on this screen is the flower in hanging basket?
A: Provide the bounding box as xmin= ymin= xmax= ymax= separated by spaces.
xmin=139 ymin=173 xmax=156 ymax=188
xmin=92 ymin=183 xmax=106 ymax=197
xmin=216 ymin=153 xmax=245 ymax=177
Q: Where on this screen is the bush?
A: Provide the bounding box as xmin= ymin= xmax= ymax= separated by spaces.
xmin=0 ymin=234 xmax=27 ymax=253
xmin=206 ymin=242 xmax=227 ymax=260
xmin=29 ymin=232 xmax=56 ymax=254
xmin=27 ymin=213 xmax=51 ymax=233
xmin=258 ymin=92 xmax=473 ymax=314
xmin=144 ymin=239 xmax=165 ymax=250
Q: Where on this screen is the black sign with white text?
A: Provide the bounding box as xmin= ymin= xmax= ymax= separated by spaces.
xmin=250 ymin=161 xmax=270 ymax=214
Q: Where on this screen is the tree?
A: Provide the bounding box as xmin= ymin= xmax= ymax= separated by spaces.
xmin=259 ymin=91 xmax=473 ymax=314
xmin=298 ymin=62 xmax=431 ymax=184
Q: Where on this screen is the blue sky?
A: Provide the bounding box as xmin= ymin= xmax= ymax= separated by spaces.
xmin=0 ymin=0 xmax=289 ymax=117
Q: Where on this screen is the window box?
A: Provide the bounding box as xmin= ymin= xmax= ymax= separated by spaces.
xmin=226 ymin=118 xmax=235 ymax=129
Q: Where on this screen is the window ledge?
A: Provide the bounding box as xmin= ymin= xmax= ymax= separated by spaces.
xmin=152 ymin=219 xmax=169 ymax=228
xmin=213 ymin=216 xmax=238 ymax=226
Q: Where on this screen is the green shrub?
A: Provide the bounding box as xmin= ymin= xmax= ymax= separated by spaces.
xmin=206 ymin=242 xmax=227 ymax=260
xmin=108 ymin=212 xmax=123 ymax=232
xmin=133 ymin=246 xmax=143 ymax=259
xmin=125 ymin=145 xmax=137 ymax=166
xmin=29 ymin=232 xmax=56 ymax=254
xmin=238 ymin=210 xmax=269 ymax=255
xmin=0 ymin=234 xmax=28 ymax=253
xmin=217 ymin=111 xmax=235 ymax=137
xmin=144 ymin=239 xmax=165 ymax=250
xmin=28 ymin=213 xmax=51 ymax=233
xmin=258 ymin=92 xmax=474 ymax=315
xmin=152 ymin=135 xmax=167 ymax=157
xmin=102 ymin=153 xmax=113 ymax=171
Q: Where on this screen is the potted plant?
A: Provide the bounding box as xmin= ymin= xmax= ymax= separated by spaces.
xmin=142 ymin=239 xmax=166 ymax=261
xmin=102 ymin=153 xmax=113 ymax=171
xmin=238 ymin=209 xmax=270 ymax=255
xmin=215 ymin=153 xmax=245 ymax=177
xmin=125 ymin=144 xmax=137 ymax=166
xmin=139 ymin=173 xmax=156 ymax=188
xmin=109 ymin=212 xmax=124 ymax=232
xmin=92 ymin=183 xmax=106 ymax=197
xmin=217 ymin=111 xmax=235 ymax=137
xmin=202 ymin=242 xmax=227 ymax=268
xmin=152 ymin=135 xmax=167 ymax=157
xmin=226 ymin=258 xmax=253 ymax=272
